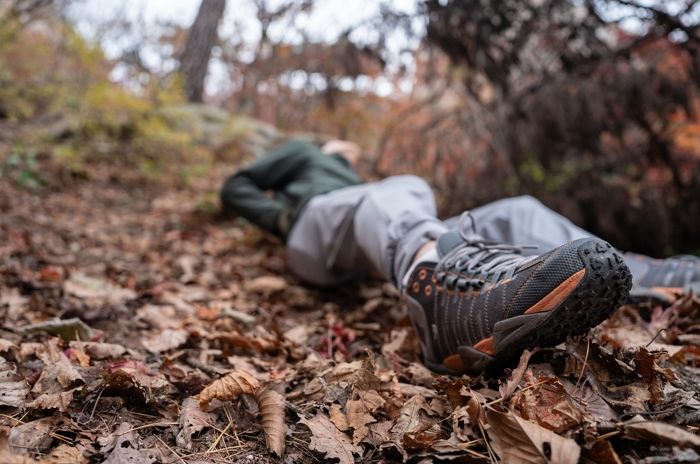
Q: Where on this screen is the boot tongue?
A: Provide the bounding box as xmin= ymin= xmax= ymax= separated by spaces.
xmin=436 ymin=231 xmax=463 ymax=257
xmin=436 ymin=231 xmax=484 ymax=257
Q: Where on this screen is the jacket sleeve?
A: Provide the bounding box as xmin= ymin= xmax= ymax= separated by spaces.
xmin=219 ymin=140 xmax=316 ymax=235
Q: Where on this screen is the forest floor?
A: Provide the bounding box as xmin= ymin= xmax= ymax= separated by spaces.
xmin=1 ymin=158 xmax=700 ymax=464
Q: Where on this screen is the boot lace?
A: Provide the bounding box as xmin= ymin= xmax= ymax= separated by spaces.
xmin=434 ymin=212 xmax=537 ymax=291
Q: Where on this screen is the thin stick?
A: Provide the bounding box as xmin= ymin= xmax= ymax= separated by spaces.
xmin=155 ymin=435 xmax=187 ymax=464
xmin=575 ymin=337 xmax=591 ymax=391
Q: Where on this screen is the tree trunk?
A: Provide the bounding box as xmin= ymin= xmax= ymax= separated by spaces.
xmin=179 ymin=0 xmax=226 ymax=103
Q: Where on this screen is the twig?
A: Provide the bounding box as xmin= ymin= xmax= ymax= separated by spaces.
xmin=155 ymin=435 xmax=187 ymax=464
xmin=115 ymin=421 xmax=177 ymax=435
xmin=646 ymin=328 xmax=666 ymax=347
xmin=575 ymin=338 xmax=591 ymax=391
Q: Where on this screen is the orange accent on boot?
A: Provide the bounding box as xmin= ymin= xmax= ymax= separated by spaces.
xmin=442 ymin=353 xmax=465 ymax=371
xmin=650 ymin=286 xmax=683 ymax=301
xmin=524 ymin=269 xmax=586 ymax=315
xmin=473 ymin=336 xmax=495 ymax=355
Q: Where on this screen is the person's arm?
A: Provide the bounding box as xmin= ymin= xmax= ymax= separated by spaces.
xmin=220 ymin=140 xmax=318 ymax=235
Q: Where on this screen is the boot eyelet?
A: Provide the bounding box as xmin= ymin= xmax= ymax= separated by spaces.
xmin=412 ymin=282 xmax=420 ymax=293
xmin=419 ymin=269 xmax=428 ymax=280
xmin=424 ymin=285 xmax=432 ymax=296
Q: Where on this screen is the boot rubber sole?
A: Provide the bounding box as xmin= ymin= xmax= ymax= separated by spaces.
xmin=411 ymin=240 xmax=632 ymax=376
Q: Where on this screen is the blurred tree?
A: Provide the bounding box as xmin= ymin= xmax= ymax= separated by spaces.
xmin=180 ymin=0 xmax=227 ymax=102
xmin=420 ymin=0 xmax=700 ymax=255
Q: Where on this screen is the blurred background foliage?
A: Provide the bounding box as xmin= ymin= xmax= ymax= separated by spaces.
xmin=2 ymin=0 xmax=700 ymax=256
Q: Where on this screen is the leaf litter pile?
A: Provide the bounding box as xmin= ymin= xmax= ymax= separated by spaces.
xmin=1 ymin=172 xmax=700 ymax=464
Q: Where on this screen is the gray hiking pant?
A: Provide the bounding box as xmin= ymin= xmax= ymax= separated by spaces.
xmin=286 ymin=175 xmax=593 ymax=287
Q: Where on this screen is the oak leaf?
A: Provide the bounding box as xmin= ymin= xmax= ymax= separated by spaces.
xmin=299 ymin=413 xmax=362 ymax=464
xmin=176 ymin=397 xmax=217 ymax=449
xmin=486 ymin=408 xmax=580 ymax=464
xmin=197 ymin=369 xmax=260 ymax=408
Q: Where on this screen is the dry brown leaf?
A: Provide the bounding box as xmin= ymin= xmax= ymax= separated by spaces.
xmin=361 ymin=420 xmax=393 ymax=447
xmin=517 ymin=378 xmax=584 ymax=433
xmin=64 ymin=272 xmax=136 ymax=305
xmin=346 ymin=389 xmax=385 ymax=445
xmin=32 ymin=339 xmax=84 ymax=392
xmin=8 ymin=417 xmax=57 ymax=454
xmin=244 ymin=275 xmax=286 ymax=294
xmin=299 ymin=413 xmax=362 ymax=464
xmin=486 ymin=408 xmax=581 ymax=464
xmin=0 ymin=357 xmax=29 ymax=408
xmin=0 ymin=339 xmax=16 ymax=353
xmin=142 ymin=329 xmax=189 ymax=354
xmin=391 ymin=394 xmax=439 ymax=445
xmin=500 ymin=348 xmax=538 ymax=400
xmin=69 ymin=341 xmax=126 ymax=360
xmin=197 ymin=369 xmax=260 ymax=408
xmin=330 ymin=404 xmax=349 ymax=431
xmin=585 ymin=440 xmax=623 ymax=464
xmin=624 ymin=420 xmax=700 ymax=449
xmin=101 ymin=422 xmax=161 ymax=464
xmin=40 ymin=444 xmax=88 ymax=464
xmin=254 ymin=385 xmax=286 ymax=456
xmin=26 ymin=389 xmax=76 ymax=412
xmin=176 ymin=397 xmax=217 ymax=449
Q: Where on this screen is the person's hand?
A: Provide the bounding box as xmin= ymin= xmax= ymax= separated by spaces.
xmin=321 ymin=140 xmax=362 ymax=167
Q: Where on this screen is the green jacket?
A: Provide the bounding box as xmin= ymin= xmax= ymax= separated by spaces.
xmin=220 ymin=139 xmax=362 ymax=239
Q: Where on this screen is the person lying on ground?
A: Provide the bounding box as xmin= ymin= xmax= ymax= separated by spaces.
xmin=220 ymin=139 xmax=700 ymax=375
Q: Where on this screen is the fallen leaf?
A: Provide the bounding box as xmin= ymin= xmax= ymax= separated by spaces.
xmin=29 ymin=339 xmax=84 ymax=411
xmin=142 ymin=329 xmax=189 ymax=354
xmin=17 ymin=318 xmax=95 ymax=341
xmin=486 ymin=408 xmax=581 ymax=464
xmin=64 ymin=272 xmax=136 ymax=305
xmin=361 ymin=420 xmax=393 ymax=447
xmin=299 ymin=413 xmax=362 ymax=464
xmin=0 ymin=288 xmax=28 ymax=323
xmin=197 ymin=369 xmax=260 ymax=408
xmin=69 ymin=341 xmax=126 ymax=359
xmin=255 ymin=385 xmax=286 ymax=456
xmin=244 ymin=275 xmax=286 ymax=294
xmin=9 ymin=417 xmax=57 ymax=454
xmin=0 ymin=339 xmax=16 ymax=353
xmin=624 ymin=420 xmax=700 ymax=449
xmin=176 ymin=397 xmax=217 ymax=449
xmin=391 ymin=395 xmax=436 ymax=443
xmin=585 ymin=440 xmax=623 ymax=464
xmin=26 ymin=389 xmax=77 ymax=412
xmin=102 ymin=359 xmax=173 ymax=404
xmin=40 ymin=444 xmax=88 ymax=464
xmin=330 ymin=404 xmax=349 ymax=431
xmin=500 ymin=349 xmax=538 ymax=400
xmin=0 ymin=356 xmax=29 ymax=408
xmin=517 ymin=378 xmax=584 ymax=433
xmin=346 ymin=389 xmax=385 ymax=444
xmin=101 ymin=422 xmax=161 ymax=464
xmin=33 ymin=341 xmax=83 ymax=390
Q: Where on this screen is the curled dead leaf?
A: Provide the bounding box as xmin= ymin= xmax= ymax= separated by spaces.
xmin=254 ymin=385 xmax=287 ymax=456
xmin=197 ymin=369 xmax=260 ymax=408
xmin=0 ymin=357 xmax=29 ymax=408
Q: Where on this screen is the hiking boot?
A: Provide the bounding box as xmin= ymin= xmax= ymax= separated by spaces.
xmin=404 ymin=218 xmax=632 ymax=375
xmin=625 ymin=253 xmax=700 ymax=305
